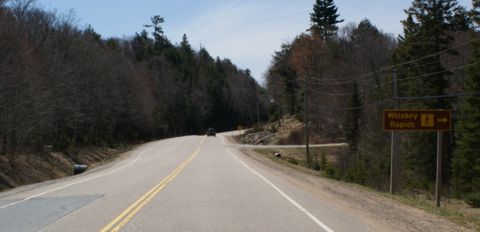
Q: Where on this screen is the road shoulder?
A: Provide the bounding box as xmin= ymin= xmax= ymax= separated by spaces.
xmin=234 ymin=146 xmax=474 ymax=232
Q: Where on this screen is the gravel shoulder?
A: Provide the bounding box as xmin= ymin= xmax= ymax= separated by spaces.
xmin=236 ymin=146 xmax=474 ymax=232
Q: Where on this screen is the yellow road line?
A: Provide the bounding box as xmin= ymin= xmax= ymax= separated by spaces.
xmin=100 ymin=138 xmax=204 ymax=232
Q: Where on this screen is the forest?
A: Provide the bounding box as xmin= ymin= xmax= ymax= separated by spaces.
xmin=265 ymin=0 xmax=480 ymax=198
xmin=0 ymin=0 xmax=267 ymax=155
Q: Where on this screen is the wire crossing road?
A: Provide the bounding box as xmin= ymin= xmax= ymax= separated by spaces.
xmin=0 ymin=134 xmax=375 ymax=232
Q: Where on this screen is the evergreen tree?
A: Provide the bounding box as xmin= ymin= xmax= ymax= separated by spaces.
xmin=277 ymin=44 xmax=297 ymax=116
xmin=450 ymin=5 xmax=472 ymax=31
xmin=84 ymin=25 xmax=101 ymax=41
xmin=402 ymin=0 xmax=458 ymax=107
xmin=452 ymin=1 xmax=480 ymax=195
xmin=266 ymin=43 xmax=298 ymax=116
xmin=396 ymin=0 xmax=460 ymax=188
xmin=308 ymin=0 xmax=344 ymax=40
xmin=144 ymin=15 xmax=172 ymax=53
xmin=397 ymin=14 xmax=420 ymax=58
xmin=150 ymin=15 xmax=164 ymax=39
xmin=131 ymin=30 xmax=154 ymax=61
xmin=452 ymin=43 xmax=480 ymax=194
xmin=472 ymin=0 xmax=480 ymax=25
xmin=179 ymin=33 xmax=195 ymax=69
xmin=180 ymin=33 xmax=193 ymax=54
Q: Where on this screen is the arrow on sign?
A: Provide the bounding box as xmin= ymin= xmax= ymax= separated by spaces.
xmin=437 ymin=118 xmax=448 ymax=123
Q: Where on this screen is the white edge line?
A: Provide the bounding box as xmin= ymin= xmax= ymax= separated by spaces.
xmin=0 ymin=148 xmax=147 ymax=210
xmin=224 ymin=143 xmax=335 ymax=232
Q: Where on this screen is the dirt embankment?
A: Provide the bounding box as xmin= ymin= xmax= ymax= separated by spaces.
xmin=237 ymin=116 xmax=344 ymax=145
xmin=0 ymin=147 xmax=130 ymax=191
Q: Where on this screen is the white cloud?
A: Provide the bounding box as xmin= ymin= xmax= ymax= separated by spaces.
xmin=168 ymin=0 xmax=311 ymax=84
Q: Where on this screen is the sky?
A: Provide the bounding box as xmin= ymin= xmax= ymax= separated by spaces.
xmin=35 ymin=0 xmax=473 ymax=84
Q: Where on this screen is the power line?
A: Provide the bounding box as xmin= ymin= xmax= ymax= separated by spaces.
xmin=267 ymin=51 xmax=480 ymax=110
xmin=385 ymin=36 xmax=480 ymax=71
xmin=308 ymin=99 xmax=392 ymax=111
xmin=305 ymin=59 xmax=445 ymax=85
xmin=306 ymin=82 xmax=389 ymax=96
xmin=395 ymin=91 xmax=480 ymax=100
xmin=305 ymin=91 xmax=479 ymax=112
xmin=291 ymin=36 xmax=478 ymax=86
xmin=305 ymin=90 xmax=479 ymax=112
xmin=303 ymin=56 xmax=472 ymax=86
xmin=268 ymin=50 xmax=472 ymax=90
xmin=269 ymin=76 xmax=390 ymax=97
xmin=270 ymin=62 xmax=477 ymax=100
xmin=301 ymin=62 xmax=479 ymax=97
xmin=396 ymin=61 xmax=480 ymax=83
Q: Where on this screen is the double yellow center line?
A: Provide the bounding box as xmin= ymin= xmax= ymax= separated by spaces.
xmin=100 ymin=138 xmax=204 ymax=232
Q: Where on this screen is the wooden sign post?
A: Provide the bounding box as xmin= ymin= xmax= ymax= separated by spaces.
xmin=384 ymin=109 xmax=451 ymax=207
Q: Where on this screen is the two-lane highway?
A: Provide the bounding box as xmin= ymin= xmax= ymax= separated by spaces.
xmin=0 ymin=134 xmax=378 ymax=232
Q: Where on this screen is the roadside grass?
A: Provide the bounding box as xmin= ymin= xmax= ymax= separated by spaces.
xmin=390 ymin=194 xmax=480 ymax=230
xmin=251 ymin=147 xmax=480 ymax=231
xmin=375 ymin=188 xmax=480 ymax=229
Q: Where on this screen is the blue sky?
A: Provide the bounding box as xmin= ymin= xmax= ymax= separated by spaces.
xmin=36 ymin=0 xmax=472 ymax=83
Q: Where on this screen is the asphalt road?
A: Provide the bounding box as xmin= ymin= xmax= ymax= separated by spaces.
xmin=0 ymin=134 xmax=377 ymax=232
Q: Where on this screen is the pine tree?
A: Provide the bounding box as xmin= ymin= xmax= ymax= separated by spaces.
xmin=452 ymin=43 xmax=480 ymax=194
xmin=396 ymin=14 xmax=420 ymax=63
xmin=450 ymin=6 xmax=472 ymax=31
xmin=150 ymin=15 xmax=164 ymax=40
xmin=308 ymin=0 xmax=344 ymax=40
xmin=131 ymin=30 xmax=154 ymax=61
xmin=473 ymin=0 xmax=480 ymax=25
xmin=267 ymin=43 xmax=298 ymax=116
xmin=452 ymin=1 xmax=480 ymax=195
xmin=180 ymin=34 xmax=192 ymax=51
xmin=144 ymin=15 xmax=172 ymax=53
xmin=396 ymin=0 xmax=460 ymax=188
xmin=402 ymin=0 xmax=459 ymax=107
xmin=180 ymin=33 xmax=194 ymax=64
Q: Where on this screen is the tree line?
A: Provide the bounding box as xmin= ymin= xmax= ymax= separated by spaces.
xmin=0 ymin=0 xmax=268 ymax=158
xmin=265 ymin=0 xmax=479 ymax=197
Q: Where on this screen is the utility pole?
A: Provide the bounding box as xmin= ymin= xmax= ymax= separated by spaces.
xmin=304 ymin=76 xmax=311 ymax=169
xmin=390 ymin=70 xmax=400 ymax=194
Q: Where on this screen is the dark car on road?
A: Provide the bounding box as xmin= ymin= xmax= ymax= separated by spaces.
xmin=206 ymin=128 xmax=216 ymax=137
